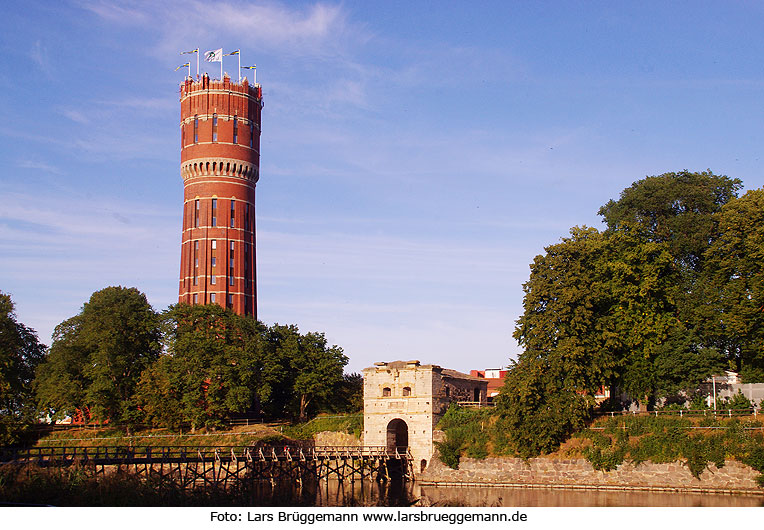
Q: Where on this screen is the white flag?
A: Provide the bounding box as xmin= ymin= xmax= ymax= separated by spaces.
xmin=204 ymin=48 xmax=222 ymax=62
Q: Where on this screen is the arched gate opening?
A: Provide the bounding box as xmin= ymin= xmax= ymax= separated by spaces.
xmin=386 ymin=418 xmax=408 ymax=452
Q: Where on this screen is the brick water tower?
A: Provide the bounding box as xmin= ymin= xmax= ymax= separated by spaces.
xmin=178 ymin=73 xmax=263 ymax=317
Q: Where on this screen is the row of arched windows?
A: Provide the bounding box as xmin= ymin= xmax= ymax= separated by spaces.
xmin=382 ymin=387 xmax=412 ymax=397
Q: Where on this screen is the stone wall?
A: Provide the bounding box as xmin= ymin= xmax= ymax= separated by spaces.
xmin=420 ymin=456 xmax=763 ymax=493
xmin=313 ymin=431 xmax=361 ymax=447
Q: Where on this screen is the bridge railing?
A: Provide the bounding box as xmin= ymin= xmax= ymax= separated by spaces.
xmin=1 ymin=444 xmax=412 ymax=465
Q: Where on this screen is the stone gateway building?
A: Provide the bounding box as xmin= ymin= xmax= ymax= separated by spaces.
xmin=362 ymin=360 xmax=488 ymax=473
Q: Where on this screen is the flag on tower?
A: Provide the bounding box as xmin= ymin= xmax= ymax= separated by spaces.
xmin=180 ymin=48 xmax=198 ymax=55
xmin=175 ymin=63 xmax=190 ymax=71
xmin=224 ymin=50 xmax=239 ymax=56
xmin=241 ymin=65 xmax=257 ymax=84
xmin=204 ymin=49 xmax=223 ymax=62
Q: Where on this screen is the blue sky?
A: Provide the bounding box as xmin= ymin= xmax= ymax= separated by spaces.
xmin=1 ymin=1 xmax=763 ymax=374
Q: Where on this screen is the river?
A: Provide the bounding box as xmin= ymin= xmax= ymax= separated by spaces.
xmin=243 ymin=479 xmax=764 ymax=507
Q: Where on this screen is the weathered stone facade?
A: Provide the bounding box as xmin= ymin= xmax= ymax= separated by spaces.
xmin=420 ymin=456 xmax=763 ymax=493
xmin=362 ymin=360 xmax=487 ymax=472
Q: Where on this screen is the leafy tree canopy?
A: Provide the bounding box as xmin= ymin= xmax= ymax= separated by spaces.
xmin=138 ymin=305 xmax=350 ymax=429
xmin=139 ymin=303 xmax=267 ymax=430
xmin=0 ymin=292 xmax=46 ymax=444
xmin=35 ymin=286 xmax=160 ymax=424
xmin=598 ymin=170 xmax=742 ymax=271
xmin=697 ymin=188 xmax=764 ymax=382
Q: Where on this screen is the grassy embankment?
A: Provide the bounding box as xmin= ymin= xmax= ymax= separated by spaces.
xmin=28 ymin=413 xmax=362 ymax=448
xmin=435 ymin=405 xmax=764 ymax=485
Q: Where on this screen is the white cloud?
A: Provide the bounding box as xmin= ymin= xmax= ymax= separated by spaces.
xmin=81 ymin=1 xmax=361 ymax=59
xmin=16 ymin=159 xmax=63 ymax=174
xmin=29 ymin=40 xmax=51 ymax=75
xmin=59 ymin=108 xmax=91 ymax=124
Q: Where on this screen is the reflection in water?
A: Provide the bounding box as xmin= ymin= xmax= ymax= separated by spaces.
xmin=416 ymin=485 xmax=764 ymax=507
xmin=239 ymin=479 xmax=762 ymax=507
xmin=238 ymin=478 xmax=415 ymax=507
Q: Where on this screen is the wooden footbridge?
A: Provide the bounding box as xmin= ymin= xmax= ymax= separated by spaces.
xmin=0 ymin=445 xmax=413 ymax=489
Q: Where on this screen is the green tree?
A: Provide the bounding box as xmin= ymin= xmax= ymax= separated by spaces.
xmin=698 ymin=188 xmax=764 ymax=382
xmin=507 ymin=222 xmax=684 ymax=452
xmin=496 ymin=356 xmax=594 ymax=457
xmin=0 ymin=292 xmax=46 ymax=444
xmin=261 ymin=324 xmax=348 ymax=421
xmin=141 ymin=307 xmax=349 ymax=427
xmin=329 ymin=372 xmax=364 ymax=413
xmin=598 ymin=170 xmax=742 ymax=271
xmin=35 ymin=287 xmax=160 ymax=426
xmin=513 ymin=227 xmax=619 ymax=396
xmin=291 ymin=331 xmax=348 ymax=421
xmin=145 ymin=303 xmax=267 ymax=430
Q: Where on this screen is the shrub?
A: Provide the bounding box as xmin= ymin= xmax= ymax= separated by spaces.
xmin=434 ymin=405 xmax=494 ymax=468
xmin=728 ymin=391 xmax=753 ymax=410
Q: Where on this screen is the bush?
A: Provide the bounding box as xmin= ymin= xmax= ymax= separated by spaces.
xmin=727 ymin=391 xmax=753 ymax=410
xmin=434 ymin=405 xmax=493 ymax=469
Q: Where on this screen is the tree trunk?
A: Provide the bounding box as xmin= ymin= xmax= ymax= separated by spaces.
xmin=299 ymin=394 xmax=310 ymax=422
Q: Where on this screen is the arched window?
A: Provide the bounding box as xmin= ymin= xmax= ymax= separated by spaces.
xmin=193 ymin=115 xmax=198 ymax=143
xmin=402 ymin=387 xmax=411 ymax=397
xmin=212 ymin=113 xmax=218 ymax=142
xmin=382 ymin=387 xmax=391 ymax=397
xmin=233 ymin=116 xmax=238 ymax=144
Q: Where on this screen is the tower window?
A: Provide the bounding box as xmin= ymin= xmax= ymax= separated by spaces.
xmin=210 ymin=274 xmax=216 ymax=284
xmin=210 ymin=293 xmax=216 ymax=303
xmin=229 ymin=243 xmax=235 ymax=284
xmin=230 ymin=200 xmax=235 ymax=227
xmin=194 ymin=200 xmax=200 ymax=227
xmin=212 ymin=113 xmax=218 ymax=142
xmin=211 ymin=239 xmax=216 ymax=250
xmin=233 ymin=117 xmax=238 ymax=144
xmin=244 ymin=204 xmax=250 ymax=231
xmin=382 ymin=387 xmax=391 ymax=397
xmin=227 ymin=294 xmax=233 ymax=308
xmin=250 ymin=123 xmax=254 ymax=148
xmin=211 ymin=257 xmax=216 ymax=267
xmin=211 ymin=199 xmax=217 ymax=227
xmin=402 ymin=387 xmax=411 ymax=397
xmin=193 ymin=240 xmax=199 ymax=285
xmin=244 ymin=243 xmax=250 ymax=287
xmin=194 ymin=115 xmax=198 ymax=143
xmin=193 ymin=294 xmax=198 ymax=304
